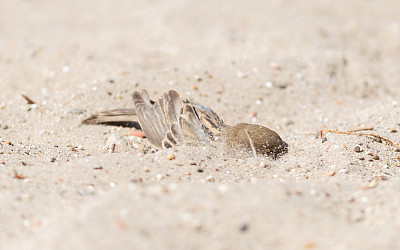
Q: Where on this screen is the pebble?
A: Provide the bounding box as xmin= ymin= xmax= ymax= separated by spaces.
xmin=327 ymin=170 xmax=336 ymax=176
xmin=143 ymin=166 xmax=150 ymax=172
xmin=62 ymin=65 xmax=70 ymax=73
xmin=270 ymin=62 xmax=281 ymax=70
xmin=104 ymin=133 xmax=127 ymax=153
xmin=239 ymin=223 xmax=249 ymax=232
xmin=237 ymin=71 xmax=247 ymax=79
xmin=354 ymin=146 xmax=363 ymax=153
xmin=130 ymin=131 xmax=146 ymax=138
xmin=249 ymin=111 xmax=257 ymax=117
xmin=193 ymin=75 xmax=202 ymax=81
xmin=167 ymin=154 xmax=175 ymax=160
xmin=368 ymin=177 xmax=378 ymax=188
xmin=372 ymin=155 xmax=380 ymax=160
xmin=206 ymin=176 xmax=214 ymax=182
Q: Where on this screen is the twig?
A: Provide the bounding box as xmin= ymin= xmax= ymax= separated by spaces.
xmin=319 ymin=129 xmax=400 ymax=151
xmin=347 ymin=127 xmax=374 ymax=132
xmin=245 ymin=129 xmax=257 ymax=157
xmin=21 ymin=94 xmax=36 ymax=104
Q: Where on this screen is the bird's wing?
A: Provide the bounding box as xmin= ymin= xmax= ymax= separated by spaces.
xmin=133 ymin=89 xmax=184 ymax=150
xmin=81 ymin=109 xmax=141 ymax=129
xmin=191 ymin=102 xmax=225 ymax=137
xmin=178 ymin=101 xmax=207 ymax=142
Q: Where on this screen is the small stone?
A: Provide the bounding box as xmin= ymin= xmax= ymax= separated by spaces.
xmin=368 ymin=177 xmax=378 ymax=188
xmin=354 ymin=146 xmax=363 ymax=153
xmin=270 ymin=62 xmax=281 ymax=70
xmin=194 ymin=75 xmax=202 ymax=81
xmin=206 ymin=176 xmax=214 ymax=182
xmin=293 ymin=189 xmax=302 ymax=195
xmin=92 ymin=163 xmax=103 ymax=170
xmin=237 ymin=71 xmax=247 ymax=79
xmin=372 ymin=155 xmax=380 ymax=160
xmin=197 ymin=168 xmax=204 ymax=173
xmin=143 ymin=166 xmax=150 ymax=172
xmin=167 ymin=154 xmax=175 ymax=160
xmin=372 ymin=137 xmax=382 ymax=143
xmin=239 ymin=223 xmax=249 ymax=232
xmin=249 ymin=111 xmax=257 ymax=117
xmin=327 ymin=170 xmax=335 ymax=176
xmin=62 ymin=65 xmax=70 ymax=73
xmin=191 ymin=85 xmax=199 ymax=91
xmin=277 ymin=82 xmax=288 ymax=89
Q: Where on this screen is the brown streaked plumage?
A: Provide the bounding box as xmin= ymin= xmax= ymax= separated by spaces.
xmin=82 ymin=89 xmax=288 ymax=158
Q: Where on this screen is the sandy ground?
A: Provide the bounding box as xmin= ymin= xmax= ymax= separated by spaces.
xmin=1 ymin=0 xmax=400 ymax=249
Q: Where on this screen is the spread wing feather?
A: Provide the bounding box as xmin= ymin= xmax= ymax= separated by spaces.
xmin=133 ymin=89 xmax=185 ymax=150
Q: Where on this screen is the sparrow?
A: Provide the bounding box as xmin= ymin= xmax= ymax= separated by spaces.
xmin=82 ymin=89 xmax=288 ymax=158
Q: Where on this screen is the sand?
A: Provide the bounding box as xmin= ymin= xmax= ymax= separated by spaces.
xmin=1 ymin=0 xmax=400 ymax=249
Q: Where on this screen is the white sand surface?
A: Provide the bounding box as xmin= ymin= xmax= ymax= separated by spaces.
xmin=1 ymin=0 xmax=400 ymax=249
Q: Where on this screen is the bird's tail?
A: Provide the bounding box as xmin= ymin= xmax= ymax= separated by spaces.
xmin=81 ymin=108 xmax=141 ymax=129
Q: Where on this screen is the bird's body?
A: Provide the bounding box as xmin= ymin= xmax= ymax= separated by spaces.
xmin=83 ymin=89 xmax=288 ymax=158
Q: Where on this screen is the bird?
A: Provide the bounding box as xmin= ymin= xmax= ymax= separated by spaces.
xmin=82 ymin=89 xmax=288 ymax=158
